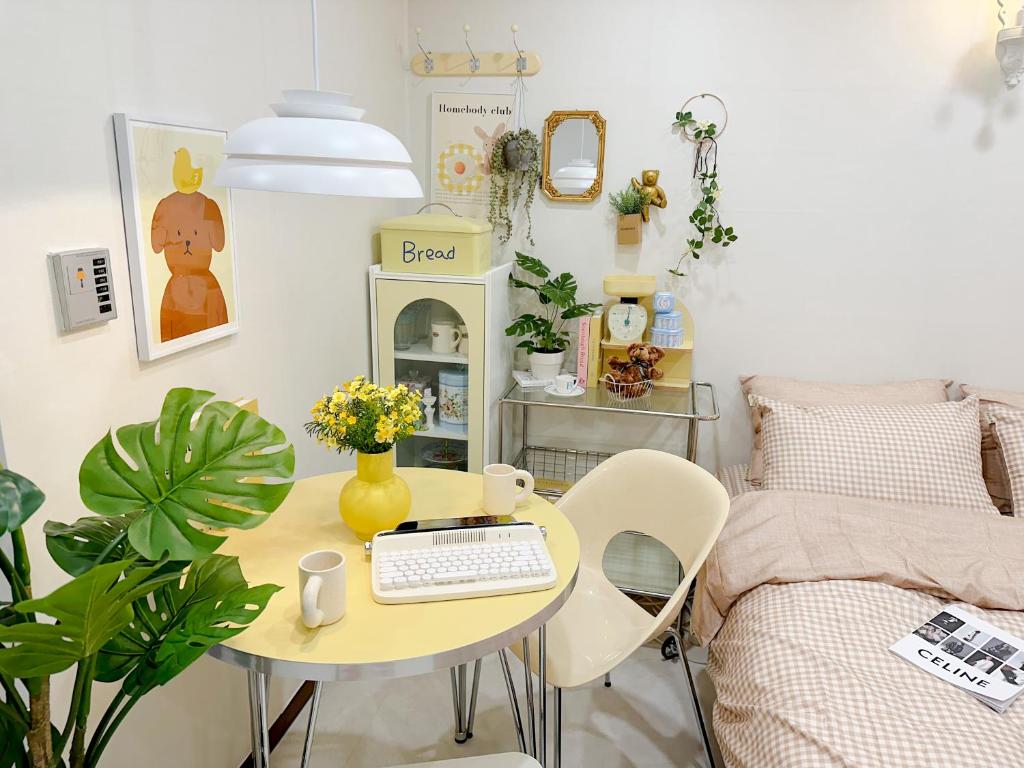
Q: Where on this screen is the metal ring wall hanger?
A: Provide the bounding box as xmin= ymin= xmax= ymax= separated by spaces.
xmin=678 ymin=92 xmax=729 ymax=142
xmin=415 ymin=27 xmax=434 ymax=74
xmin=463 ymin=24 xmax=480 ymax=73
xmin=678 ymin=92 xmax=727 ymax=179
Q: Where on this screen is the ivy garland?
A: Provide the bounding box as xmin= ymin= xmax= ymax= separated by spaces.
xmin=488 ymin=129 xmax=540 ymax=246
xmin=669 ymin=110 xmax=738 ymax=276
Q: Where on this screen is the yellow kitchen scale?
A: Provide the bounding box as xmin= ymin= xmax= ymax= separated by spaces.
xmin=599 ymin=274 xmax=694 ymax=391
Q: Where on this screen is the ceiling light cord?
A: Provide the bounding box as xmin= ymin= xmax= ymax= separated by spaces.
xmin=311 ymin=0 xmax=320 ymax=91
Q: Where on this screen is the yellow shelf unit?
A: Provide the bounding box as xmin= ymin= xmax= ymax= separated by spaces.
xmin=598 ymin=295 xmax=694 ymax=391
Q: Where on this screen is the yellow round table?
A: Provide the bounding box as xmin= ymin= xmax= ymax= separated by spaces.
xmin=208 ymin=468 xmax=580 ymax=768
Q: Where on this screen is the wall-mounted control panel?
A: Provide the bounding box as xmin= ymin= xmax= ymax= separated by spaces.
xmin=48 ymin=248 xmax=118 ymax=331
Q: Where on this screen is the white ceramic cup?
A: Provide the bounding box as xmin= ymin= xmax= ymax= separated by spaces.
xmin=483 ymin=463 xmax=535 ymax=516
xmin=431 ymin=320 xmax=462 ymax=354
xmin=554 ymin=373 xmax=579 ymax=394
xmin=298 ymin=550 xmax=347 ymax=629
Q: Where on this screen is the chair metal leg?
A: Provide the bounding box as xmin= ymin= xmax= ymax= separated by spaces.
xmin=604 ymin=671 xmax=612 ymax=688
xmin=553 ymin=686 xmax=562 ymax=768
xmin=666 ymin=626 xmax=716 ymax=768
xmin=466 ymin=658 xmax=482 ymax=738
xmin=247 ymin=670 xmax=270 ymax=768
xmin=300 ymin=681 xmax=323 ymax=768
xmin=522 ymin=638 xmax=538 ymax=757
xmin=499 ymin=649 xmax=528 ymax=753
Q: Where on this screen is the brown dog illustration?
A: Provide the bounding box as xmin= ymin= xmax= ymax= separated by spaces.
xmin=151 ymin=149 xmax=228 ymax=342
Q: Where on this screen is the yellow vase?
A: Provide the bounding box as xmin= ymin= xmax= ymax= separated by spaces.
xmin=339 ymin=449 xmax=411 ymax=541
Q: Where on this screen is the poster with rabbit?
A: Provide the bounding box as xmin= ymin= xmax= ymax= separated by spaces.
xmin=113 ymin=115 xmax=239 ymax=361
xmin=430 ymin=92 xmax=513 ymax=217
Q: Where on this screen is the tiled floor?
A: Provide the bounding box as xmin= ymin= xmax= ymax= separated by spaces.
xmin=275 ymin=646 xmax=717 ymax=768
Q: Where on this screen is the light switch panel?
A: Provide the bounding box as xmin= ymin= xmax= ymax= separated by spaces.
xmin=48 ymin=248 xmax=118 ymax=331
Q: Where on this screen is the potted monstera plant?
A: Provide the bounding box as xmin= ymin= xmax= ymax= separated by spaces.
xmin=0 ymin=388 xmax=295 ymax=767
xmin=505 ymin=252 xmax=602 ymax=380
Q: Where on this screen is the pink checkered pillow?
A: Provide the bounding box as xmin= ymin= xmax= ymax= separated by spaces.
xmin=754 ymin=395 xmax=996 ymax=512
xmin=987 ymin=403 xmax=1024 ymax=518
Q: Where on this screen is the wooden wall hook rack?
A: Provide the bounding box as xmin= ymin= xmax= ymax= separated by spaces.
xmin=411 ymin=51 xmax=542 ymax=78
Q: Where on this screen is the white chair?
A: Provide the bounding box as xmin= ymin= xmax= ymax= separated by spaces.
xmin=502 ymin=449 xmax=729 ymax=768
xmin=389 ymin=755 xmax=539 ymax=768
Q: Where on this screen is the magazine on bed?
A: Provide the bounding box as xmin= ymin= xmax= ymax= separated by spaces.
xmin=890 ymin=605 xmax=1024 ymax=713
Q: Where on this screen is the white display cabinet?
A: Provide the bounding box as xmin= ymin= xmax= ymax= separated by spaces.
xmin=369 ymin=264 xmax=512 ymax=474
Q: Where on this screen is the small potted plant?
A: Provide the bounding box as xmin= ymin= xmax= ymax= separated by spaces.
xmin=489 ymin=128 xmax=540 ymax=245
xmin=506 ymin=252 xmax=602 ymax=380
xmin=609 ymin=185 xmax=650 ymax=245
xmin=306 ymin=377 xmax=423 ymax=540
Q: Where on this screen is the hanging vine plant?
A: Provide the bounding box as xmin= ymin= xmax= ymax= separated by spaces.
xmin=669 ymin=107 xmax=738 ymax=277
xmin=488 ymin=128 xmax=540 ymax=246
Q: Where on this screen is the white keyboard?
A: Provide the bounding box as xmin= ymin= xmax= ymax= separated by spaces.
xmin=370 ymin=523 xmax=557 ymax=604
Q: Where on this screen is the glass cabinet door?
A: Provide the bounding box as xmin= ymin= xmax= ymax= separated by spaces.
xmin=375 ymin=279 xmax=485 ymax=473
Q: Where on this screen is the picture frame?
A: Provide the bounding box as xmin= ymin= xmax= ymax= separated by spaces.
xmin=113 ymin=114 xmax=240 ymax=361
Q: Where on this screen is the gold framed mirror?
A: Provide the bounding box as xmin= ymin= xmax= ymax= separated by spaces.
xmin=541 ymin=110 xmax=606 ymax=202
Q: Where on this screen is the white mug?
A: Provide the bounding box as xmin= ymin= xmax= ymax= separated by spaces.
xmin=457 ymin=323 xmax=469 ymax=355
xmin=431 ymin=321 xmax=462 ymax=354
xmin=298 ymin=550 xmax=347 ymax=629
xmin=483 ymin=463 xmax=535 ymax=516
xmin=554 ymin=373 xmax=579 ymax=394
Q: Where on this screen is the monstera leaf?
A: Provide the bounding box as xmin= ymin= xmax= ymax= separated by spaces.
xmin=97 ymin=555 xmax=280 ymax=696
xmin=0 ymin=560 xmax=175 ymax=677
xmin=44 ymin=513 xmax=139 ymax=577
xmin=0 ymin=469 xmax=44 ymax=535
xmin=79 ymin=388 xmax=295 ymax=561
xmin=0 ymin=706 xmax=28 ymax=768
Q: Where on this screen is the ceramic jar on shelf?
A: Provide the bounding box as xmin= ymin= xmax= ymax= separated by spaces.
xmin=439 ymin=368 xmax=469 ymax=433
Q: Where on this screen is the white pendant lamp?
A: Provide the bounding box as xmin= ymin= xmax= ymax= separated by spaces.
xmin=214 ymin=0 xmax=422 ymax=198
xmin=552 ymin=159 xmax=597 ymax=193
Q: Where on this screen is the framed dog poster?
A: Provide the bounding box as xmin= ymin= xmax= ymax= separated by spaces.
xmin=113 ymin=115 xmax=239 ymax=361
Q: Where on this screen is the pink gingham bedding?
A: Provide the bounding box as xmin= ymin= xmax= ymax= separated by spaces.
xmin=692 ymin=490 xmax=1024 ymax=768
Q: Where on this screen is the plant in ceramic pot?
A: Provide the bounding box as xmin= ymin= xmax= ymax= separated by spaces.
xmin=0 ymin=388 xmax=295 ymax=767
xmin=488 ymin=129 xmax=540 ymax=246
xmin=305 ymin=377 xmax=422 ymax=541
xmin=505 ymin=252 xmax=602 ymax=381
xmin=608 ymin=185 xmax=650 ymax=245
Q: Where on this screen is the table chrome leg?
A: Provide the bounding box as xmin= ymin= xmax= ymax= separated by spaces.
xmin=553 ymin=685 xmax=562 ymax=768
xmin=458 ymin=663 xmax=469 ymax=741
xmin=450 ymin=667 xmax=468 ymax=743
xmin=522 ymin=638 xmax=537 ymax=757
xmin=539 ymin=624 xmax=547 ymax=768
xmin=466 ymin=658 xmax=482 ymax=738
xmin=667 ymin=626 xmax=716 ymax=768
xmin=300 ymin=681 xmax=323 ymax=768
xmin=499 ymin=649 xmax=527 ymax=753
xmin=247 ymin=669 xmax=270 ymax=768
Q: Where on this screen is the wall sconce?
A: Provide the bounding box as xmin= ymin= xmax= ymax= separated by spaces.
xmin=996 ymin=1 xmax=1024 ymax=88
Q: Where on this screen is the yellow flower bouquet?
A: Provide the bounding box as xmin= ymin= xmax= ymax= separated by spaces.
xmin=305 ymin=376 xmax=423 ymax=455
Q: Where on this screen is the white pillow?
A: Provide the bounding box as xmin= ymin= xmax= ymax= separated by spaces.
xmin=755 ymin=395 xmax=996 ymax=513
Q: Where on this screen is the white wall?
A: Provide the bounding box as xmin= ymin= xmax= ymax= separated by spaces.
xmin=0 ymin=0 xmax=411 ymax=765
xmin=407 ymin=0 xmax=1024 ymax=469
